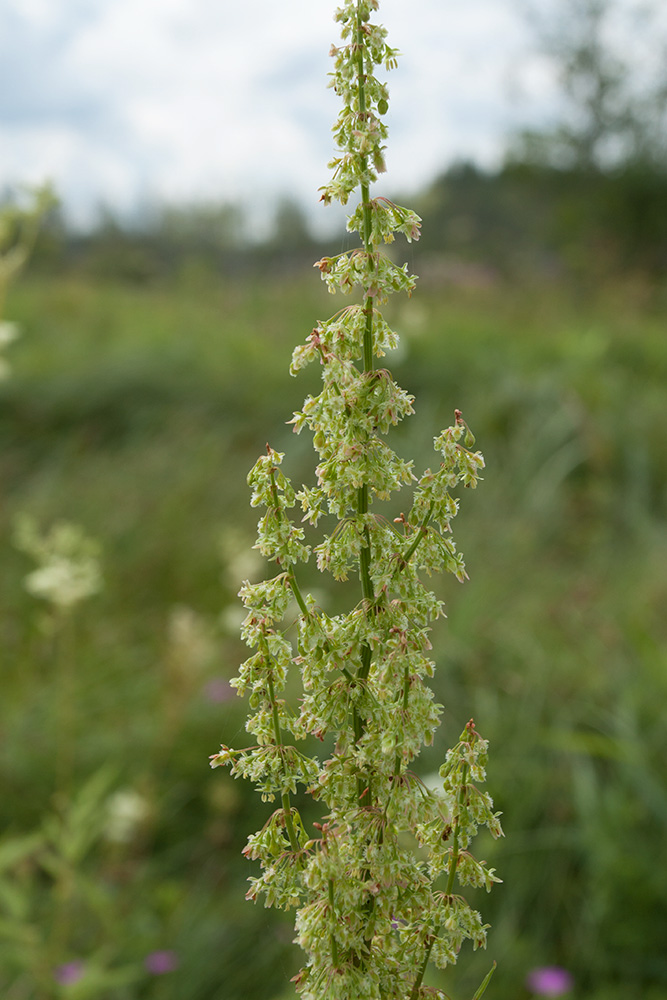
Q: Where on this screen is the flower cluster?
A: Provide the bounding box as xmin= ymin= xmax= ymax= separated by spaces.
xmin=211 ymin=3 xmax=502 ymax=998
xmin=14 ymin=515 xmax=102 ymax=611
xmin=320 ymin=0 xmax=398 ymax=206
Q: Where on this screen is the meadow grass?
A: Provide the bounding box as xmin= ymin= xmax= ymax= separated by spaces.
xmin=1 ymin=270 xmax=666 ymax=998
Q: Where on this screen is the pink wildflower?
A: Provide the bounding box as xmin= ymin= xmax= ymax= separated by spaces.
xmin=526 ymin=966 xmax=574 ymax=997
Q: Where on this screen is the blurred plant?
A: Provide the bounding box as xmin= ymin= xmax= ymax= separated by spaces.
xmin=526 ymin=966 xmax=574 ymax=997
xmin=13 ymin=516 xmax=102 ymax=802
xmin=14 ymin=516 xmax=102 ymax=612
xmin=0 ymin=769 xmax=142 ymax=999
xmin=161 ymin=604 xmax=217 ymax=737
xmin=210 ymin=2 xmax=502 ymax=998
xmin=0 ymin=185 xmax=56 ymax=374
xmin=104 ymin=789 xmax=152 ymax=846
xmin=6 ymin=523 xmax=112 ymax=998
xmin=144 ymin=950 xmax=179 ymax=975
xmin=0 ymin=319 xmax=20 ymax=381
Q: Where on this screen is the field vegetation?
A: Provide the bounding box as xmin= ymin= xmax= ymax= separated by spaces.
xmin=2 ymin=0 xmax=667 ymax=992
xmin=2 ymin=245 xmax=666 ymax=997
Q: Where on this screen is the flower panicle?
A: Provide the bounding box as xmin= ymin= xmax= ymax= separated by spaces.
xmin=211 ymin=4 xmax=498 ymax=996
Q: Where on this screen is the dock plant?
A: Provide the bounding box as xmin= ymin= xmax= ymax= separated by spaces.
xmin=210 ymin=2 xmax=503 ymax=997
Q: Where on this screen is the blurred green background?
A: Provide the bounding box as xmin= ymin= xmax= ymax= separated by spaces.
xmin=2 ymin=226 xmax=666 ymax=998
xmin=2 ymin=2 xmax=667 ymax=993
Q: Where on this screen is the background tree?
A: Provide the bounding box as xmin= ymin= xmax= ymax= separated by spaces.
xmin=514 ymin=0 xmax=667 ymax=171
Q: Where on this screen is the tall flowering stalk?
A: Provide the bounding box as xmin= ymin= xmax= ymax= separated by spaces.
xmin=211 ymin=3 xmax=503 ymax=997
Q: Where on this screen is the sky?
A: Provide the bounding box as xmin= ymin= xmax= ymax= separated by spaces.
xmin=0 ymin=0 xmax=583 ymax=233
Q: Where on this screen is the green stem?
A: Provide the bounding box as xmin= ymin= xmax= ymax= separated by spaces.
xmin=266 ymin=673 xmax=300 ymax=855
xmin=54 ymin=610 xmax=76 ymax=805
xmin=349 ymin=6 xmax=382 ymax=959
xmin=354 ymin=1 xmax=375 ymax=617
xmin=408 ymin=938 xmax=432 ymax=1000
xmin=288 ymin=566 xmax=359 ymax=688
xmin=409 ymin=764 xmax=468 ymax=1000
xmin=393 ymin=663 xmax=411 ymax=775
xmin=355 ymin=182 xmax=375 ymax=706
xmin=445 ymin=763 xmax=468 ymax=896
xmin=362 ymin=278 xmax=374 ymax=372
xmin=288 ymin=568 xmax=310 ymax=617
xmin=356 ymin=6 xmax=374 ymax=373
xmin=357 ymin=485 xmax=374 ymax=605
xmin=364 ymin=502 xmax=436 ymax=620
xmin=328 ymin=879 xmax=340 ymax=967
xmin=398 ymin=501 xmax=435 ymax=570
xmin=263 ymin=469 xmax=301 ymax=853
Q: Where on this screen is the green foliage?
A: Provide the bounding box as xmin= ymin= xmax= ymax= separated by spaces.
xmin=2 ymin=248 xmax=667 ymax=998
xmin=415 ymin=160 xmax=667 ymax=278
xmin=0 ymin=769 xmax=143 ymax=998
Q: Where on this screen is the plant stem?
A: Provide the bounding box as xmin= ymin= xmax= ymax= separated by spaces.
xmin=357 ymin=486 xmax=374 ymax=604
xmin=408 ymin=763 xmax=469 ymax=1000
xmin=328 ymin=879 xmax=340 ymax=967
xmin=54 ymin=610 xmax=76 ymax=805
xmin=353 ymin=0 xmax=376 ymax=719
xmin=399 ymin=502 xmax=435 ymax=570
xmin=350 ymin=0 xmax=377 ymax=805
xmin=445 ymin=763 xmax=468 ymax=896
xmin=393 ymin=663 xmax=411 ymax=775
xmin=349 ymin=5 xmax=384 ymax=964
xmin=263 ymin=467 xmax=302 ymax=852
xmin=390 ymin=502 xmax=437 ymax=780
xmin=266 ymin=672 xmax=300 ymax=854
xmin=288 ymin=568 xmax=310 ymax=616
xmin=356 ymin=5 xmax=374 ymax=372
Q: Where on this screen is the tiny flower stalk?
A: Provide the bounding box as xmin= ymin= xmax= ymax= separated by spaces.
xmin=210 ymin=2 xmax=503 ymax=998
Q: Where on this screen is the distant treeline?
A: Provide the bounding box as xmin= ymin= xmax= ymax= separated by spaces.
xmin=416 ymin=161 xmax=667 ymax=280
xmin=8 ymin=0 xmax=667 ymax=287
xmin=24 ymin=160 xmax=667 ymax=285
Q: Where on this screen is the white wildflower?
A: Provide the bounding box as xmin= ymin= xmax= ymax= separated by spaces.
xmin=105 ymin=789 xmax=151 ymax=843
xmin=14 ymin=515 xmax=102 ymax=610
xmin=167 ymin=604 xmax=215 ymax=676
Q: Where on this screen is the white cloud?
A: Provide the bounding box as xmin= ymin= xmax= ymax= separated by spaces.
xmin=0 ymin=0 xmax=551 ymax=228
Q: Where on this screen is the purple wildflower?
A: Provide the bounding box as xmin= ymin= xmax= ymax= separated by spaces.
xmin=144 ymin=950 xmax=179 ymax=975
xmin=526 ymin=966 xmax=574 ymax=997
xmin=54 ymin=961 xmax=85 ymax=985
